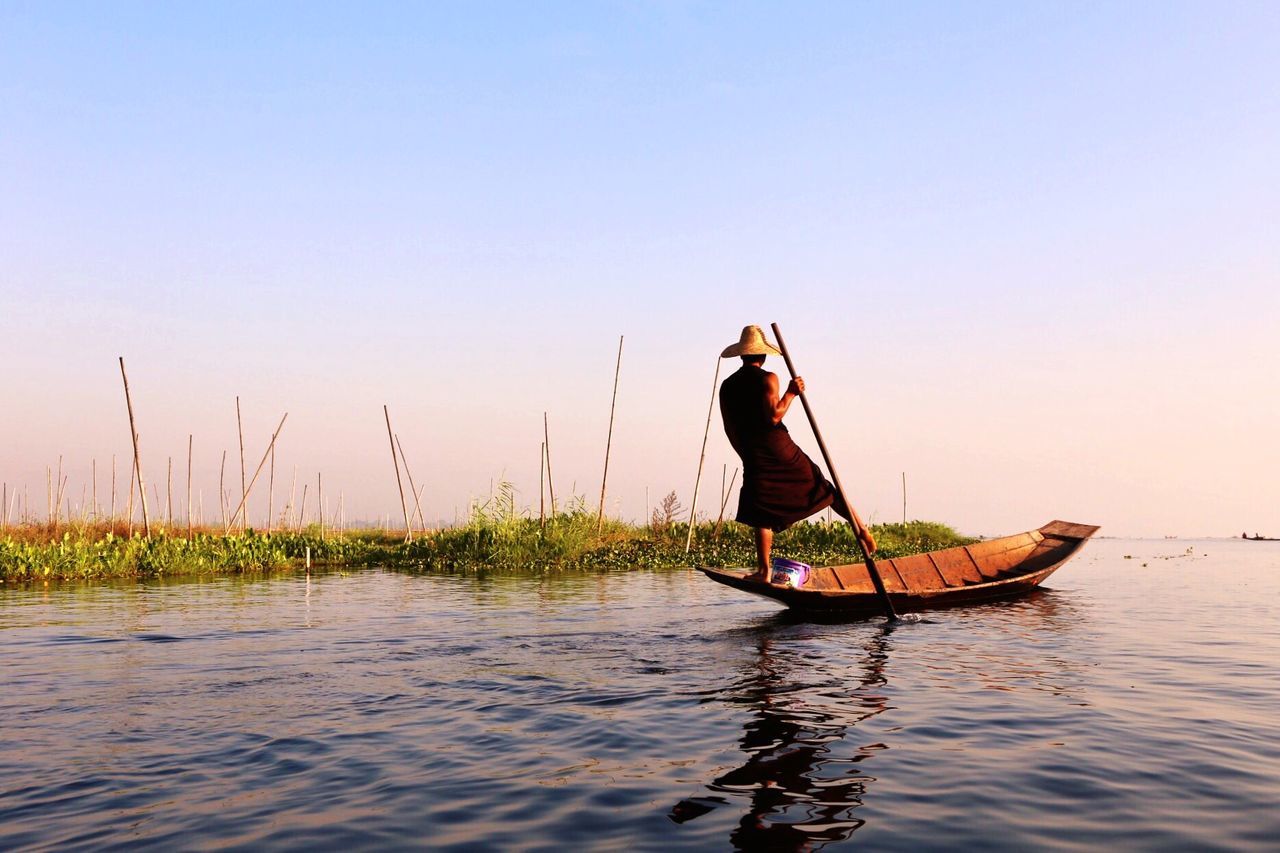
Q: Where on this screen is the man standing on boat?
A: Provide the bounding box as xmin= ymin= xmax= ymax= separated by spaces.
xmin=718 ymin=325 xmax=876 ymax=581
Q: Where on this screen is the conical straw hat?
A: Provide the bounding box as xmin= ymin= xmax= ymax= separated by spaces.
xmin=721 ymin=325 xmax=782 ymax=358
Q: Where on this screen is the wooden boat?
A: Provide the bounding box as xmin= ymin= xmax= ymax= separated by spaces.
xmin=698 ymin=520 xmax=1100 ymax=614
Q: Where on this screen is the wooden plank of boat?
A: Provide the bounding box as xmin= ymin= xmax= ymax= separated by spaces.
xmin=698 ymin=519 xmax=1100 ymax=613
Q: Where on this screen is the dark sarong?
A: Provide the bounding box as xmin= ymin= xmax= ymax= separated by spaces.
xmin=719 ymin=364 xmax=840 ymax=531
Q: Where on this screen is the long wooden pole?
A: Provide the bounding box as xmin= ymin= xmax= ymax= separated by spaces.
xmin=394 ymin=434 xmax=426 ymax=531
xmin=236 ymin=397 xmax=247 ymax=533
xmin=597 ymin=335 xmax=624 ymax=533
xmin=539 ymin=441 xmax=545 ymax=530
xmin=685 ymin=356 xmax=722 ymax=552
xmin=187 ymin=435 xmax=193 ymax=539
xmin=118 ymin=357 xmax=151 ymax=537
xmin=227 ymin=413 xmax=289 ymax=528
xmin=714 ymin=467 xmax=738 ymax=538
xmin=543 ymin=413 xmax=556 ymax=516
xmin=219 ymin=451 xmax=228 ymax=534
xmin=267 ymin=444 xmax=275 ymax=535
xmin=770 ymin=323 xmax=896 ymax=621
xmin=383 ymin=405 xmax=412 ymax=542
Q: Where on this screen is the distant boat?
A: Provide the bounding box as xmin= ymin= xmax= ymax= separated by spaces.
xmin=1243 ymin=533 xmax=1279 ymax=541
xmin=699 ymin=520 xmax=1099 ymax=614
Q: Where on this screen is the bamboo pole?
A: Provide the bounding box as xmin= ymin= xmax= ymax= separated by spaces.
xmin=299 ymin=484 xmax=308 ymax=529
xmin=53 ymin=458 xmax=65 ymax=531
xmin=267 ymin=444 xmax=275 ymax=535
xmin=92 ymin=459 xmax=97 ymax=520
xmin=539 ymin=441 xmax=545 ymax=530
xmin=337 ymin=491 xmax=344 ymax=532
xmin=288 ymin=466 xmax=298 ymax=530
xmin=4 ymin=486 xmax=15 ymax=530
xmin=118 ymin=357 xmax=150 ymax=537
xmin=394 ymin=434 xmax=427 ymax=531
xmin=110 ymin=455 xmax=116 ymax=525
xmin=126 ymin=454 xmax=136 ymax=537
xmin=317 ymin=471 xmax=324 ymax=540
xmin=597 ymin=335 xmax=624 ymax=534
xmin=219 ymin=450 xmax=228 ymax=534
xmin=714 ymin=467 xmax=738 ymax=538
xmin=1 ymin=482 xmax=6 ymax=531
xmin=226 ymin=413 xmax=289 ymax=529
xmin=383 ymin=405 xmax=412 ymax=542
xmin=543 ymin=412 xmax=557 ymax=516
xmin=166 ymin=456 xmax=173 ymax=528
xmin=187 ymin=436 xmax=193 ymax=540
xmin=685 ymin=356 xmax=722 ymax=552
xmin=46 ymin=466 xmax=51 ymax=525
xmin=236 ymin=397 xmax=247 ymax=533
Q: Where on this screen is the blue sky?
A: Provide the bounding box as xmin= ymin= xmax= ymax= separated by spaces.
xmin=2 ymin=2 xmax=1277 ymax=535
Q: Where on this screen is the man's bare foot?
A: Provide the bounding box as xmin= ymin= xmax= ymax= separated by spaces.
xmin=743 ymin=570 xmax=770 ymax=583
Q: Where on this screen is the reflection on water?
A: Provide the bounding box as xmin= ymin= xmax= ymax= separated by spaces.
xmin=675 ymin=589 xmax=1086 ymax=850
xmin=674 ymin=623 xmax=894 ymax=849
xmin=1 ymin=539 xmax=1278 ymax=850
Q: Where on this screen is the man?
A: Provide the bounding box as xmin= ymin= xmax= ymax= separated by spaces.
xmin=718 ymin=325 xmax=875 ymax=581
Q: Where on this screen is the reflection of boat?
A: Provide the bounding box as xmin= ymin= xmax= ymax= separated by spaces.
xmin=699 ymin=520 xmax=1099 ymax=614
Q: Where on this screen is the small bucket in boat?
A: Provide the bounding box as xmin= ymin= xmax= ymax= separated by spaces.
xmin=770 ymin=558 xmax=811 ymax=588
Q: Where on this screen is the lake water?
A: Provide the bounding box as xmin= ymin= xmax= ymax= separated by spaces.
xmin=1 ymin=538 xmax=1277 ymax=850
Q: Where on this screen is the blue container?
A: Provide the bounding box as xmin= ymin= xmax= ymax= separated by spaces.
xmin=770 ymin=557 xmax=811 ymax=588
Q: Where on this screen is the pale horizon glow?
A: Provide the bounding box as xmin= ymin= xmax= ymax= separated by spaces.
xmin=2 ymin=3 xmax=1277 ymax=538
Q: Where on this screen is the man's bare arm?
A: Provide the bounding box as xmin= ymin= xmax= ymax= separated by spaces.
xmin=764 ymin=372 xmax=804 ymax=425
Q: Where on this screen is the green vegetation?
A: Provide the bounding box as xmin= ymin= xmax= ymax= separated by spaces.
xmin=0 ymin=512 xmax=974 ymax=583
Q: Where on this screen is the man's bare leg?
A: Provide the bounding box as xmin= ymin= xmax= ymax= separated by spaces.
xmin=746 ymin=527 xmax=773 ymax=581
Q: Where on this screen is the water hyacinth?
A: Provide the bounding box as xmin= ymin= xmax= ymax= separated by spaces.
xmin=0 ymin=516 xmax=973 ymax=583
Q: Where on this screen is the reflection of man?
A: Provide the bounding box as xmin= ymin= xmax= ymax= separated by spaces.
xmin=718 ymin=326 xmax=875 ymax=580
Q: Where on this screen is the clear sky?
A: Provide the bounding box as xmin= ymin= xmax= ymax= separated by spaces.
xmin=2 ymin=2 xmax=1277 ymax=537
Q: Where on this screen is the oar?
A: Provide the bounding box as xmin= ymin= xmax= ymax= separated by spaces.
xmin=770 ymin=323 xmax=898 ymax=621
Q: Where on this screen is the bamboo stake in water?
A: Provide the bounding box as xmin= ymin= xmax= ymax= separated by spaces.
xmin=288 ymin=466 xmax=298 ymax=530
xmin=299 ymin=484 xmax=308 ymax=529
xmin=46 ymin=466 xmax=51 ymax=525
xmin=597 ymin=335 xmax=624 ymax=534
xmin=166 ymin=456 xmax=173 ymax=528
xmin=236 ymin=396 xmax=247 ymax=533
xmin=226 ymin=413 xmax=289 ymax=529
xmin=126 ymin=453 xmax=136 ymax=537
xmin=394 ymin=434 xmax=427 ymax=531
xmin=187 ymin=436 xmax=193 ymax=540
xmin=52 ymin=457 xmax=65 ymax=531
xmin=383 ymin=405 xmax=413 ymax=542
xmin=543 ymin=413 xmax=556 ymax=516
xmin=267 ymin=444 xmax=275 ymax=535
xmin=714 ymin=467 xmax=738 ymax=538
xmin=539 ymin=441 xmax=545 ymax=530
xmin=118 ymin=357 xmax=150 ymax=537
xmin=219 ymin=451 xmax=228 ymax=534
xmin=1 ymin=482 xmax=6 ymax=531
xmin=685 ymin=356 xmax=722 ymax=553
